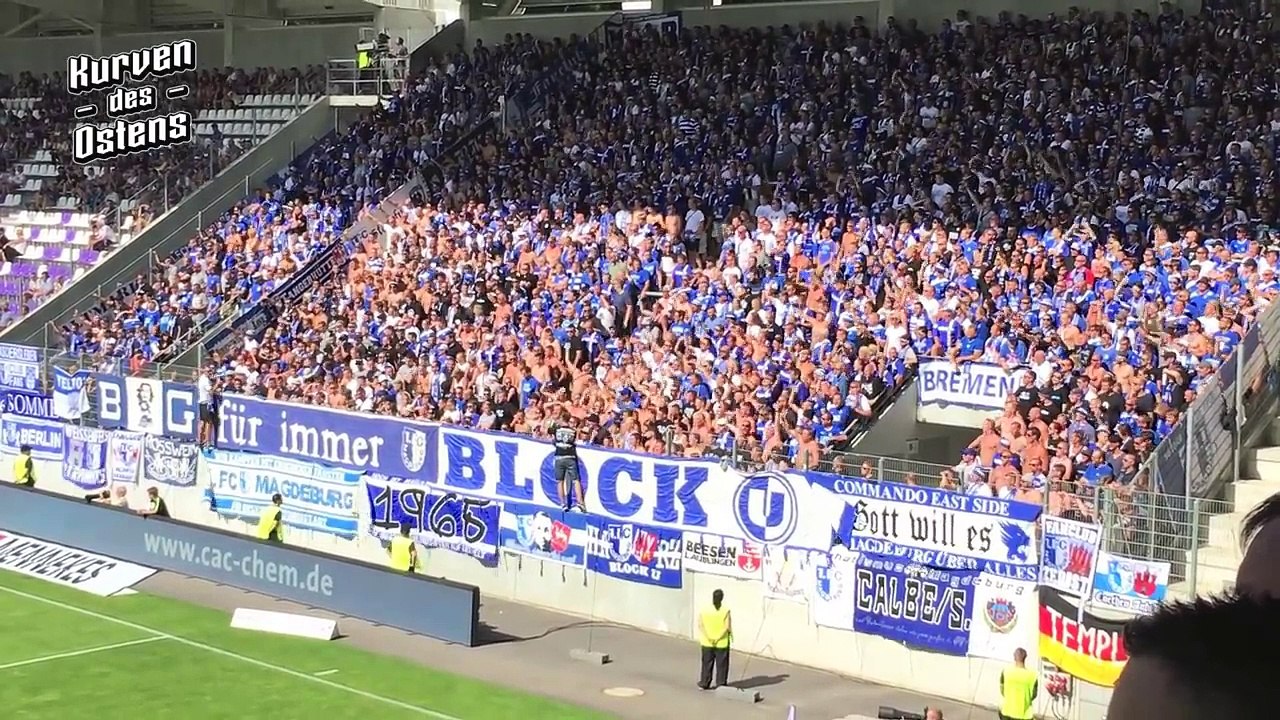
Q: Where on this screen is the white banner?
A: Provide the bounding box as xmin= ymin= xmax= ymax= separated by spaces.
xmin=966 ymin=573 xmax=1039 ymax=663
xmin=0 ymin=530 xmax=156 ymax=596
xmin=123 ymin=376 xmax=164 ymax=435
xmin=763 ymin=545 xmax=822 ymax=603
xmin=810 ymin=550 xmax=858 ymax=630
xmin=681 ymin=533 xmax=763 ymax=580
xmin=108 ymin=431 xmax=143 ymax=485
xmin=1040 ymin=516 xmax=1103 ymax=597
xmin=1091 ymin=551 xmax=1170 ymax=615
xmin=916 ymin=360 xmax=1028 ymax=412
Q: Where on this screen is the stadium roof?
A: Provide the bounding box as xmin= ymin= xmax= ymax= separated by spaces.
xmin=0 ymin=0 xmax=375 ymax=37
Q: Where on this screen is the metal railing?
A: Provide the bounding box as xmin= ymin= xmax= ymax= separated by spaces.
xmin=1140 ymin=298 xmax=1280 ymax=502
xmin=325 ymin=57 xmax=409 ymax=96
xmin=1056 ymin=484 xmax=1235 ymax=595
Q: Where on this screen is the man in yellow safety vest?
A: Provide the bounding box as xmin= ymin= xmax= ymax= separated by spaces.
xmin=12 ymin=444 xmax=34 ymax=487
xmin=256 ymin=493 xmax=284 ymax=543
xmin=697 ymin=589 xmax=732 ymax=690
xmin=388 ymin=523 xmax=418 ymax=573
xmin=999 ymin=647 xmax=1037 ymax=720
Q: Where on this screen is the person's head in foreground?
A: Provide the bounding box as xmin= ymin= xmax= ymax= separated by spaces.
xmin=1108 ymin=493 xmax=1280 ymax=719
xmin=1106 ymin=594 xmax=1280 ymax=719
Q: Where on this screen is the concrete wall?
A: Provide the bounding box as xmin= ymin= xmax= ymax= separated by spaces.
xmin=0 ymin=24 xmax=364 ymax=76
xmin=0 ymin=99 xmax=337 ymax=349
xmin=847 ymin=383 xmax=993 ymax=466
xmin=11 ymin=446 xmax=1112 ymax=719
xmin=464 ymin=0 xmax=1189 ymax=46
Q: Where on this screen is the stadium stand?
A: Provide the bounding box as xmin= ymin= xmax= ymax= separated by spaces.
xmin=0 ymin=66 xmax=326 ymax=333
xmin=79 ymin=8 xmax=1280 ymax=486
xmin=57 ymin=41 xmax=562 ymax=364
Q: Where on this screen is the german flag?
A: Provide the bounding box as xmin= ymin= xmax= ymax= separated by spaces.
xmin=1039 ymin=587 xmax=1129 ymax=687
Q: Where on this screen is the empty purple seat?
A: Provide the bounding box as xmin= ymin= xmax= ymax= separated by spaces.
xmin=78 ymin=249 xmax=99 ymax=265
xmin=28 ymin=227 xmax=40 ymax=240
xmin=64 ymin=229 xmax=76 ymax=243
xmin=42 ymin=246 xmax=60 ymax=261
xmin=61 ymin=211 xmax=73 ymax=226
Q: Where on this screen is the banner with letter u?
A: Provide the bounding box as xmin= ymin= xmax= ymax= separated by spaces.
xmin=0 ymin=343 xmax=40 ymax=392
xmin=206 ymin=448 xmax=361 ymax=539
xmin=585 ymin=516 xmax=682 ymax=588
xmin=363 ymin=473 xmax=500 ymax=564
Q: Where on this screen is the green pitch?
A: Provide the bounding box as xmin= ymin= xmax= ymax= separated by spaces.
xmin=0 ymin=572 xmax=610 ymax=720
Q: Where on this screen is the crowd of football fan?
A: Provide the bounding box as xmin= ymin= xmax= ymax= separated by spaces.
xmin=41 ymin=8 xmax=1280 ymax=509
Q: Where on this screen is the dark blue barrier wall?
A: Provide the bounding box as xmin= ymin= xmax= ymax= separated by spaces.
xmin=0 ymin=486 xmax=479 ymax=645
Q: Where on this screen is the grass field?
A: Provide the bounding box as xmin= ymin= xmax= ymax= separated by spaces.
xmin=0 ymin=572 xmax=611 ymax=720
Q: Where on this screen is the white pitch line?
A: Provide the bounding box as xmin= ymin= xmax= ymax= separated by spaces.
xmin=315 ymin=669 xmax=340 ymax=677
xmin=0 ymin=636 xmax=166 ymax=671
xmin=0 ymin=584 xmax=461 ymax=720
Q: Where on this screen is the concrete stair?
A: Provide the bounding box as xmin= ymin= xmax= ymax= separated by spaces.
xmin=1169 ymin=446 xmax=1280 ymax=599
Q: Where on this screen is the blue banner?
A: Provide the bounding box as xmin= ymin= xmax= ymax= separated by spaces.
xmin=61 ymin=425 xmax=110 ymax=490
xmin=209 ymin=392 xmax=438 ymax=480
xmin=52 ymin=367 xmax=90 ymax=420
xmin=94 ymin=374 xmax=198 ymax=441
xmin=1 ymin=415 xmax=63 ymax=460
xmin=207 ymin=448 xmax=361 ymax=539
xmin=0 ymin=390 xmax=55 ymax=420
xmin=0 ymin=344 xmax=40 ymax=392
xmin=586 ymin=517 xmax=683 ymax=588
xmin=363 ymin=474 xmax=500 ymax=564
xmin=139 ymin=435 xmax=199 ymax=487
xmin=498 ymin=502 xmax=588 ymax=567
xmin=853 ymin=553 xmax=977 ymax=655
xmin=820 ymin=475 xmax=1040 ymax=581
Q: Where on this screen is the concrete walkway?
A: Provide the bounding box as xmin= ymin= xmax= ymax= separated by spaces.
xmin=140 ymin=572 xmax=992 ymax=720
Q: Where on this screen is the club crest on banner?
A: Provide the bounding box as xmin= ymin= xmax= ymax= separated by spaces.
xmin=984 ymin=596 xmax=1018 ymax=633
xmin=603 ymin=523 xmax=658 ymax=564
xmin=401 ymin=428 xmax=428 ymax=474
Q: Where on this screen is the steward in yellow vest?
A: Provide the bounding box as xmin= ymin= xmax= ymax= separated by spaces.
xmin=389 ymin=523 xmax=417 ymax=572
xmin=697 ymin=589 xmax=732 ymax=690
xmin=999 ymin=648 xmax=1037 ymax=720
xmin=12 ymin=444 xmax=34 ymax=487
xmin=256 ymin=493 xmax=284 ymax=542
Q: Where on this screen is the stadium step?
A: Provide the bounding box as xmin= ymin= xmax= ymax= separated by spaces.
xmin=1227 ymin=466 xmax=1280 ymax=506
xmin=1242 ymin=446 xmax=1280 ymax=484
xmin=1188 ymin=545 xmax=1243 ymax=592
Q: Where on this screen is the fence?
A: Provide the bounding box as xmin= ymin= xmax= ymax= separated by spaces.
xmin=1055 ymin=483 xmax=1234 ymax=594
